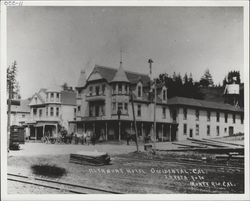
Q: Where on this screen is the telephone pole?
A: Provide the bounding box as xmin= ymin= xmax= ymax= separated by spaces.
xmin=148 ymin=59 xmax=156 ymax=150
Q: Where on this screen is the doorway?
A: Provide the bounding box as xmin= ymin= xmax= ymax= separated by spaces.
xmin=189 ymin=129 xmax=193 ymax=138
xmin=229 ymin=126 xmax=234 ymax=136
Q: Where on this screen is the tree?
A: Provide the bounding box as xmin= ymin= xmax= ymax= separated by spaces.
xmin=223 ymin=71 xmax=241 ymax=86
xmin=7 ymin=61 xmax=21 ymax=99
xmin=7 ymin=60 xmax=20 ymax=151
xmin=199 ymin=69 xmax=214 ymax=87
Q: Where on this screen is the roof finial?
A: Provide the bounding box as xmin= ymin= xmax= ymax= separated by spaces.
xmin=120 ymin=48 xmax=123 ymax=65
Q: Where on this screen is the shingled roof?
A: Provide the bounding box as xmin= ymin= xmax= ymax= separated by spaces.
xmin=110 ymin=63 xmax=130 ymax=83
xmin=91 ymin=65 xmax=150 ymax=86
xmin=167 ymin=97 xmax=243 ymax=113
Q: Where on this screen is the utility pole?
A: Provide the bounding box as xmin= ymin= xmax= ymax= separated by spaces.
xmin=130 ymin=89 xmax=139 ymax=152
xmin=148 ymin=59 xmax=156 ymax=150
xmin=7 ymin=81 xmax=12 ymax=152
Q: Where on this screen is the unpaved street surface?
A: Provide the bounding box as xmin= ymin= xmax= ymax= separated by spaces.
xmin=7 ymin=142 xmax=244 ymax=194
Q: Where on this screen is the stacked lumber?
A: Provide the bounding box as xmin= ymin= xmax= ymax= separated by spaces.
xmin=69 ymin=151 xmax=111 ymax=166
xmin=180 ymin=138 xmax=245 ymax=155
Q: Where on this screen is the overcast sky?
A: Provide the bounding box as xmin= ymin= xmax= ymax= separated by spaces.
xmin=7 ymin=6 xmax=243 ymax=99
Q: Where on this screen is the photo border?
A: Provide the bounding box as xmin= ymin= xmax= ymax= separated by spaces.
xmin=1 ymin=1 xmax=249 ymax=200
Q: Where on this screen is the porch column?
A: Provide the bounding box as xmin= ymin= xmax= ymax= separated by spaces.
xmin=161 ymin=124 xmax=164 ymax=142
xmin=105 ymin=122 xmax=108 ymax=141
xmin=43 ymin=125 xmax=45 ymax=138
xmin=93 ymin=122 xmax=95 ymax=134
xmin=130 ymin=122 xmax=132 ymax=134
xmin=141 ymin=122 xmax=144 ymax=139
xmin=56 ymin=124 xmax=58 ymax=137
xmin=118 ymin=121 xmax=121 ymax=141
xmin=169 ymin=124 xmax=172 ymax=142
xmin=35 ymin=127 xmax=37 ymax=142
xmin=83 ymin=123 xmax=85 ymax=133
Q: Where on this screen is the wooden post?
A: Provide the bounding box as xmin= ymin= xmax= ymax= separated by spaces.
xmin=105 ymin=122 xmax=108 ymax=141
xmin=161 ymin=124 xmax=164 ymax=142
xmin=130 ymin=122 xmax=132 ymax=134
xmin=169 ymin=124 xmax=172 ymax=142
xmin=93 ymin=122 xmax=95 ymax=134
xmin=7 ymin=81 xmax=12 ymax=150
xmin=118 ymin=121 xmax=121 ymax=141
xmin=130 ymin=89 xmax=139 ymax=152
xmin=35 ymin=127 xmax=37 ymax=142
xmin=43 ymin=125 xmax=45 ymax=138
xmin=141 ymin=122 xmax=144 ymax=139
xmin=83 ymin=123 xmax=85 ymax=133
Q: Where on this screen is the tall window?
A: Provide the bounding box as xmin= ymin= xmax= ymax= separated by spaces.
xmin=101 ymin=105 xmax=105 ymax=116
xmin=112 ymin=84 xmax=116 ymax=94
xmin=102 ymin=84 xmax=105 ymax=94
xmin=56 ymin=93 xmax=59 ymax=101
xmin=241 ymin=114 xmax=244 ymax=124
xmin=183 ymin=108 xmax=187 ymax=120
xmin=207 ymin=125 xmax=210 ymax=136
xmin=112 ymin=102 xmax=116 ymax=112
xmin=216 ymin=126 xmax=220 ymax=136
xmin=33 ymin=108 xmax=37 ymax=116
xmin=118 ymin=84 xmax=122 ymax=94
xmin=195 ymin=124 xmax=199 ymax=136
xmin=51 ymin=93 xmax=54 ymax=101
xmin=46 ymin=107 xmax=48 ymax=116
xmin=183 ymin=124 xmax=187 ymax=135
xmin=77 ymin=106 xmax=81 ymax=112
xmin=124 ymin=103 xmax=128 ymax=113
xmin=138 ymin=86 xmax=142 ymax=97
xmin=216 ymin=112 xmax=220 ymax=122
xmin=118 ymin=102 xmax=123 ymax=112
xmin=39 ymin=109 xmax=42 ymax=117
xmin=207 ymin=111 xmax=211 ymax=122
xmin=35 ymin=97 xmax=37 ymax=104
xmin=56 ymin=107 xmax=59 ymax=116
xmin=195 ymin=109 xmax=199 ymax=121
xmin=89 ymin=86 xmax=93 ymax=96
xmin=224 ymin=113 xmax=228 ymax=123
xmin=95 ymin=86 xmax=99 ymax=96
xmin=125 ymin=85 xmax=128 ymax=94
xmin=137 ymin=105 xmax=141 ymax=117
xmin=233 ymin=114 xmax=236 ymax=124
xmin=162 ymin=107 xmax=166 ymax=119
xmin=50 ymin=107 xmax=54 ymax=116
xmin=163 ymin=90 xmax=166 ymax=101
xmin=74 ymin=108 xmax=76 ymax=116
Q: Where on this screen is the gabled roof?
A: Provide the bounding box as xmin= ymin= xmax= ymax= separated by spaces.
xmin=11 ymin=99 xmax=30 ymax=113
xmin=61 ymin=90 xmax=76 ymax=106
xmin=90 ymin=65 xmax=150 ymax=86
xmin=110 ymin=63 xmax=130 ymax=83
xmin=76 ymin=70 xmax=87 ymax=88
xmin=167 ymin=96 xmax=244 ymax=113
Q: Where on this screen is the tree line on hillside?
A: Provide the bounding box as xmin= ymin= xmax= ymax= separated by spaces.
xmin=156 ymin=69 xmax=242 ymax=100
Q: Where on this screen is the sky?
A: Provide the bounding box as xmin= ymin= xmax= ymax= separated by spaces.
xmin=7 ymin=6 xmax=244 ymax=99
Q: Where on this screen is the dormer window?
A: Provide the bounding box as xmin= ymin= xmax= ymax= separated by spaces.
xmin=138 ymin=86 xmax=142 ymax=97
xmin=51 ymin=93 xmax=54 ymax=101
xmin=112 ymin=84 xmax=116 ymax=94
xmin=125 ymin=85 xmax=128 ymax=94
xmin=118 ymin=84 xmax=122 ymax=94
xmin=89 ymin=86 xmax=93 ymax=96
xmin=56 ymin=93 xmax=60 ymax=101
xmin=95 ymin=86 xmax=99 ymax=96
xmin=102 ymin=84 xmax=105 ymax=94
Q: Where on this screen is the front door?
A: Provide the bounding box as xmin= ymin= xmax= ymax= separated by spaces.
xmin=229 ymin=127 xmax=234 ymax=136
xmin=189 ymin=129 xmax=193 ymax=138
